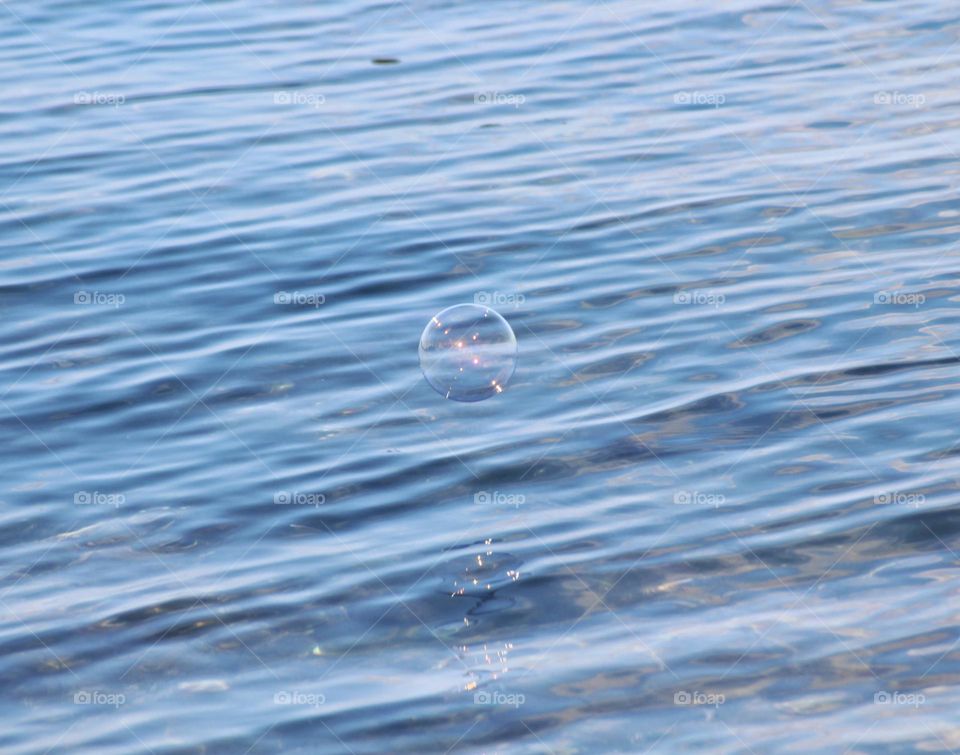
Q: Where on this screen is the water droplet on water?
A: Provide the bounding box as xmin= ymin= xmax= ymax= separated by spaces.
xmin=419 ymin=304 xmax=517 ymax=402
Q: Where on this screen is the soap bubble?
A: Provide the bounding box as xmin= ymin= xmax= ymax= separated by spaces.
xmin=419 ymin=304 xmax=517 ymax=402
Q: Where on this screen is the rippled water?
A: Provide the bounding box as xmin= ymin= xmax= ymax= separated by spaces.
xmin=4 ymin=1 xmax=960 ymax=752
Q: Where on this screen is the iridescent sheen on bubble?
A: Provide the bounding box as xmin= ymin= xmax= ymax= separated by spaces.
xmin=418 ymin=304 xmax=517 ymax=402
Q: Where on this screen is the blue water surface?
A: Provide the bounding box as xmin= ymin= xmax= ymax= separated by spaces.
xmin=3 ymin=1 xmax=960 ymax=752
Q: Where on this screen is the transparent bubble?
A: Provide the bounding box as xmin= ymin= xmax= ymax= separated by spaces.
xmin=419 ymin=304 xmax=518 ymax=402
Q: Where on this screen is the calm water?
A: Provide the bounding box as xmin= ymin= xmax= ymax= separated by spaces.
xmin=3 ymin=1 xmax=960 ymax=752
